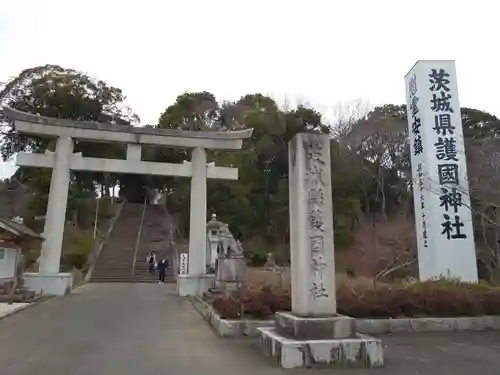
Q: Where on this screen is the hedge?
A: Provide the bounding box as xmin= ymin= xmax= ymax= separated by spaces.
xmin=212 ymin=279 xmax=500 ymax=320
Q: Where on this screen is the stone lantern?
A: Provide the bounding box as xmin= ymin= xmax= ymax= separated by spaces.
xmin=205 ymin=213 xmax=246 ymax=292
xmin=206 ymin=213 xmax=225 ymax=272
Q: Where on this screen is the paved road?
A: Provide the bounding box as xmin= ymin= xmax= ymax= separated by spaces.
xmin=0 ymin=283 xmax=500 ymax=375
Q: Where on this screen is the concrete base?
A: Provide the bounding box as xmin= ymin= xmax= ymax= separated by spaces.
xmin=275 ymin=311 xmax=355 ymax=340
xmin=22 ymin=272 xmax=72 ymax=296
xmin=177 ymin=274 xmax=215 ymax=297
xmin=215 ymin=258 xmax=246 ymax=283
xmin=258 ymin=327 xmax=384 ymax=369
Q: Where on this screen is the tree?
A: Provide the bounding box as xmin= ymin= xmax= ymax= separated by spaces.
xmin=0 ymin=65 xmax=138 ymax=160
xmin=158 ymin=91 xmax=219 ymax=131
xmin=462 ymin=107 xmax=500 ymax=140
xmin=0 ymin=65 xmax=138 ymax=217
xmin=455 ymin=108 xmax=500 ymax=282
xmin=159 ymin=93 xmax=339 ymax=256
xmin=338 ymin=104 xmax=409 ymax=218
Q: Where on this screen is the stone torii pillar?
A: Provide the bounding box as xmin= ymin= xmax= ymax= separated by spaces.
xmin=39 ymin=136 xmax=73 ymax=274
xmin=188 ymin=147 xmax=207 ymax=276
xmin=177 ymin=149 xmax=218 ymax=296
xmin=22 ymin=136 xmax=76 ymax=296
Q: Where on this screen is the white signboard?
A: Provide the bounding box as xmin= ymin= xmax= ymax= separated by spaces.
xmin=405 ymin=60 xmax=478 ymax=282
xmin=179 ymin=253 xmax=188 ymax=275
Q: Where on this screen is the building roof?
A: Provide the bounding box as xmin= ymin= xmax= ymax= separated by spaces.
xmin=0 ymin=217 xmax=43 ymax=239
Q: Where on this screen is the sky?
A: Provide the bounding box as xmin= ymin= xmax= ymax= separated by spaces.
xmin=0 ymin=0 xmax=499 ymax=178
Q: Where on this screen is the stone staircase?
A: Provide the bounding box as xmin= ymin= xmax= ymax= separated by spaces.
xmin=90 ymin=202 xmax=174 ymax=283
xmin=133 ymin=204 xmax=174 ymax=283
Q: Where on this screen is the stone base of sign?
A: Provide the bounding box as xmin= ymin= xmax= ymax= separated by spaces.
xmin=258 ymin=327 xmax=384 ymax=369
xmin=177 ymin=273 xmax=215 ymax=297
xmin=275 ymin=311 xmax=355 ymax=340
xmin=22 ymin=272 xmax=72 ymax=296
xmin=258 ymin=311 xmax=384 ymax=369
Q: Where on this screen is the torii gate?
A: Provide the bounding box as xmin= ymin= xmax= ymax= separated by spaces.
xmin=3 ymin=107 xmax=253 ymax=296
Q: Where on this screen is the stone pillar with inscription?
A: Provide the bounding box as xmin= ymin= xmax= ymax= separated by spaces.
xmin=258 ymin=133 xmax=384 ymax=369
xmin=289 ymin=133 xmax=336 ymax=315
xmin=405 ymin=60 xmax=478 ymax=282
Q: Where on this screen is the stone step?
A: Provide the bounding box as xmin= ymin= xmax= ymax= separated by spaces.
xmin=93 ymin=264 xmax=133 ymax=267
xmin=94 ymin=259 xmax=132 ymax=267
xmin=92 ymin=268 xmax=174 ymax=275
xmin=92 ymin=270 xmax=174 ymax=276
xmin=92 ymin=271 xmax=173 ymax=277
xmin=95 ymin=258 xmax=134 ymax=261
xmin=94 ymin=262 xmax=133 ymax=266
xmin=134 ymin=273 xmax=174 ymax=277
xmin=89 ymin=277 xmax=174 ymax=282
xmin=90 ymin=202 xmax=177 ymax=284
xmin=90 ymin=276 xmax=163 ymax=280
xmin=93 ymin=263 xmax=134 ymax=266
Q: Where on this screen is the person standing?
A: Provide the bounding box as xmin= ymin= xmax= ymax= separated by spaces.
xmin=147 ymin=251 xmax=157 ymax=274
xmin=157 ymin=257 xmax=169 ymax=284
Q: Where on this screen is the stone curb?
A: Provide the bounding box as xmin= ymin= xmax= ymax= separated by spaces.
xmin=189 ymin=296 xmax=273 ymax=338
xmin=72 ymin=280 xmax=87 ymax=290
xmin=0 ymin=295 xmax=53 ymax=321
xmin=0 ymin=277 xmax=88 ymax=321
xmin=356 ymin=316 xmax=500 ymax=334
xmin=190 ymin=297 xmax=500 ymax=338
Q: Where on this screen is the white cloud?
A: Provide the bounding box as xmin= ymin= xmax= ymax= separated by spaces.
xmin=0 ymin=0 xmax=499 ymax=177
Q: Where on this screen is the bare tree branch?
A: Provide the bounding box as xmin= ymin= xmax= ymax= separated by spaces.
xmin=376 ymin=256 xmax=417 ymax=280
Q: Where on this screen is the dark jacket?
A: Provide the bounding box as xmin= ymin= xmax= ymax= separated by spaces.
xmin=157 ymin=259 xmax=169 ymax=272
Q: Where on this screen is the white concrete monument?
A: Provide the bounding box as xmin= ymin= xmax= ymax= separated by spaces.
xmin=258 ymin=133 xmax=384 ymax=369
xmin=405 ymin=60 xmax=478 ymax=282
xmin=3 ymin=107 xmax=252 ymax=296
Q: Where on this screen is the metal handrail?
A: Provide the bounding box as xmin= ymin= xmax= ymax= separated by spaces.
xmin=131 ymin=196 xmax=147 ymax=277
xmin=172 ymin=224 xmax=181 ymax=280
xmin=159 ymin=202 xmax=181 ymax=279
xmin=84 ymin=201 xmax=124 ymax=282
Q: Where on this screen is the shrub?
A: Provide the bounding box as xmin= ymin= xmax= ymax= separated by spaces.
xmin=250 ymin=252 xmax=267 ymax=267
xmin=61 ymin=253 xmax=88 ymax=270
xmin=61 ymin=228 xmax=95 ymax=270
xmin=212 ymin=278 xmax=500 ymax=320
xmin=212 ymin=295 xmax=241 ymax=319
xmin=244 ymin=238 xmax=271 ymax=267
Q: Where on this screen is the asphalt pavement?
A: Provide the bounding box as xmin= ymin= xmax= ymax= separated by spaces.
xmin=0 ymin=282 xmax=499 ymax=375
